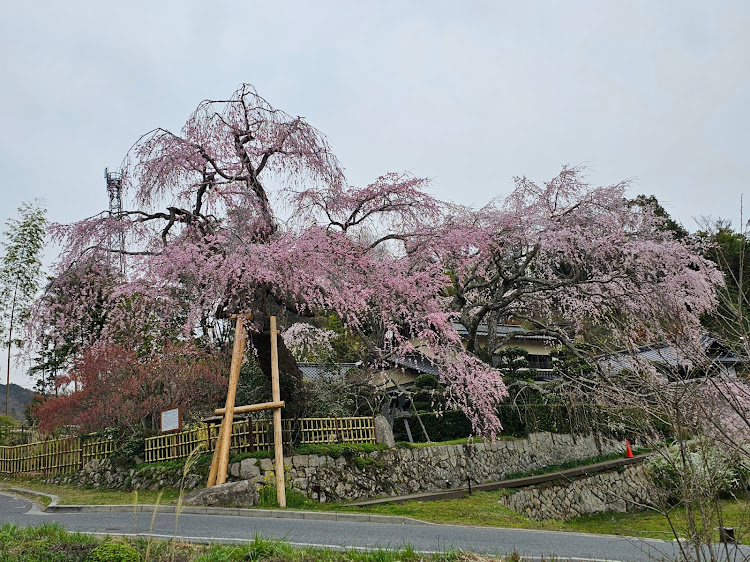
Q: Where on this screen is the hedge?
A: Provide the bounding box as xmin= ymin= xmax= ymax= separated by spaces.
xmin=392 ymin=404 xmax=654 ymax=442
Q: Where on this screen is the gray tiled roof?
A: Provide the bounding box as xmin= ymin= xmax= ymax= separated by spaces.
xmin=386 ymin=354 xmax=441 ymax=377
xmin=599 ymin=334 xmax=740 ymax=373
xmin=298 ymin=362 xmax=359 ymax=381
xmin=452 ymin=322 xmax=556 ymax=341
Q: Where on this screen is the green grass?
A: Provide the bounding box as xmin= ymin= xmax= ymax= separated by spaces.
xmin=257 ymin=484 xmax=319 ymax=509
xmin=0 ymin=522 xmax=98 ymax=561
xmin=0 ymin=523 xmax=493 ymax=561
xmin=0 ymin=476 xmax=180 ymax=505
xmin=341 ymin=489 xmax=750 ymax=542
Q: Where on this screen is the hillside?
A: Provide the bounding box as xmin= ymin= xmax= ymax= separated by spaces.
xmin=0 ymin=383 xmax=34 ymax=422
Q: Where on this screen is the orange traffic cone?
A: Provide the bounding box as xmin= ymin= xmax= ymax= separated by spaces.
xmin=625 ymin=440 xmax=634 ymax=458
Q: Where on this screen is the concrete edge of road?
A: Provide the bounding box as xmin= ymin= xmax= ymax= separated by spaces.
xmin=9 ymin=487 xmax=60 ymax=509
xmin=5 ymin=488 xmax=431 ymax=526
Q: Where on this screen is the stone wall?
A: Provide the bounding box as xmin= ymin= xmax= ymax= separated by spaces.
xmin=45 ymin=458 xmax=205 ymax=492
xmin=44 ymin=432 xmax=627 ymax=503
xmin=233 ymin=432 xmax=625 ymax=502
xmin=498 ymin=464 xmax=653 ymax=520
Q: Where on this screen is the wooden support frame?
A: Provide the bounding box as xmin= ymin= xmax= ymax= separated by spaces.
xmin=270 ymin=316 xmax=286 ymax=508
xmin=214 ymin=401 xmax=284 ymax=416
xmin=207 ymin=312 xmax=250 ymax=487
xmin=206 ymin=314 xmax=286 ymax=508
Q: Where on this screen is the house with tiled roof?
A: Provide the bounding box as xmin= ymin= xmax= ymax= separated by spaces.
xmin=598 ymin=334 xmax=743 ymax=381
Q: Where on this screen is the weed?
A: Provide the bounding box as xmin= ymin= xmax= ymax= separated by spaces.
xmin=192 ymin=534 xmax=292 ymax=561
xmin=353 ymin=456 xmax=377 ymax=470
xmin=144 ymin=490 xmax=163 ymax=562
xmin=257 ymin=480 xmax=317 ymax=509
xmin=87 ymin=542 xmax=141 ymax=562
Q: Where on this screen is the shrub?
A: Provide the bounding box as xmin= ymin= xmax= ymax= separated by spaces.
xmin=646 ymin=444 xmax=741 ymax=505
xmin=109 ymin=436 xmax=146 ymax=469
xmin=393 ymin=410 xmax=472 ymax=442
xmin=394 ymin=404 xmax=655 ymax=443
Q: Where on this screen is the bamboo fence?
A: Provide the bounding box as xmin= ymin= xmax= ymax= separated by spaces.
xmin=0 ymin=434 xmax=116 ymax=476
xmin=0 ymin=416 xmax=375 ymax=475
xmin=145 ymin=416 xmax=375 ymax=463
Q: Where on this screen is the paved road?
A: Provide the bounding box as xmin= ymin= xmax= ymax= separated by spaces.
xmin=1 ymin=492 xmax=747 ymax=561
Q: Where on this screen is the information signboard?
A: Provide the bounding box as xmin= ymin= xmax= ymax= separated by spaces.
xmin=160 ymin=406 xmax=182 ymax=433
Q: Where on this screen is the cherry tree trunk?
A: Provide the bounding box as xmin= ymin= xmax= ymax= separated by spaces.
xmin=252 ymin=330 xmax=306 ymax=420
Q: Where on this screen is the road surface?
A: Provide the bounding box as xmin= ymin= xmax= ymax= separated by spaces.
xmin=1 ymin=492 xmax=747 ymax=561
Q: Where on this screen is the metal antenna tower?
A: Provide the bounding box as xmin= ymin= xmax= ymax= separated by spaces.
xmin=104 ymin=168 xmax=125 ymax=274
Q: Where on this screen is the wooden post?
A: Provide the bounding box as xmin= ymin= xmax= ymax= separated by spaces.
xmin=207 ymin=312 xmax=250 ymax=487
xmin=214 ymin=400 xmax=284 ymax=415
xmin=270 ymin=316 xmax=286 ymax=508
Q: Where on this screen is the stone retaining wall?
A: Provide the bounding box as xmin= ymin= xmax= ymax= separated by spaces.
xmin=276 ymin=432 xmax=625 ymax=502
xmin=44 ymin=432 xmax=628 ymax=503
xmin=498 ymin=464 xmax=653 ymax=520
xmin=45 ymin=458 xmax=205 ymax=492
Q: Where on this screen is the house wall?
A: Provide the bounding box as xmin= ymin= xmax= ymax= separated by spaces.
xmin=477 ymin=335 xmax=555 ymax=356
xmin=507 ymin=339 xmax=553 ymax=355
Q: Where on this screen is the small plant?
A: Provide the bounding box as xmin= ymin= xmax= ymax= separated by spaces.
xmin=193 ymin=535 xmax=292 ymax=562
xmin=169 ymin=445 xmax=203 ymax=561
xmin=86 ymin=541 xmax=141 ymax=562
xmin=505 ymin=551 xmax=523 ymax=562
xmin=352 ymin=456 xmax=378 ymax=470
xmin=143 ymin=490 xmax=163 ymax=561
xmin=257 ymin=480 xmax=316 ymax=509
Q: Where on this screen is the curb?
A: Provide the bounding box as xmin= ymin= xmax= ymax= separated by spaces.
xmin=46 ymin=504 xmax=431 ymax=525
xmin=8 ymin=487 xmax=60 ymax=509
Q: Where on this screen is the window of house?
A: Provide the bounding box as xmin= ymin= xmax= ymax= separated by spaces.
xmin=527 ymin=354 xmax=552 ymax=370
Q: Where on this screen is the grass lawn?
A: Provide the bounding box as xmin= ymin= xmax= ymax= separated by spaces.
xmin=338 ymin=490 xmax=750 ymax=542
xmin=0 ymin=475 xmax=180 ymax=506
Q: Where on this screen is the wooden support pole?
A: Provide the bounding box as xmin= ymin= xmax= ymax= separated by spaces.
xmin=206 ymin=420 xmax=227 ymax=486
xmin=215 ymin=400 xmax=285 ymax=416
xmin=270 ymin=316 xmax=286 ymax=508
xmin=207 ymin=312 xmax=250 ymax=487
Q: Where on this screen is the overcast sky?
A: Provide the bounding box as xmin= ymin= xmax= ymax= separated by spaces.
xmin=2 ymin=1 xmax=749 ymax=386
